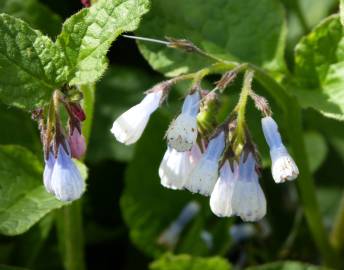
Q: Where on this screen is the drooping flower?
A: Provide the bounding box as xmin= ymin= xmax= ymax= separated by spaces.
xmin=231 ymin=154 xmax=266 ymax=222
xmin=43 ymin=151 xmax=55 ymax=195
xmin=158 ymin=201 xmax=200 ymax=248
xmin=111 ymin=89 xmax=163 ymax=145
xmin=185 ymin=131 xmax=225 ymax=196
xmin=166 ymin=91 xmax=200 ymax=152
xmin=159 ymin=144 xmax=202 ymax=190
xmin=68 ymin=128 xmax=86 ymax=159
xmin=50 ymin=145 xmax=85 ymax=202
xmin=210 ymin=161 xmax=238 ymax=217
xmin=261 ymin=116 xmax=299 ymax=183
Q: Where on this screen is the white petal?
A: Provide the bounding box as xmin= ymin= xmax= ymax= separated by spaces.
xmin=231 ymin=180 xmax=266 ymax=222
xmin=210 ymin=162 xmax=237 ymax=217
xmin=111 ymin=91 xmax=162 ymax=145
xmin=185 ymin=158 xmax=218 ymax=196
xmin=159 ymin=148 xmax=191 ymax=190
xmin=111 ymin=104 xmax=151 ymax=145
xmin=271 ymin=146 xmax=299 ymax=183
xmin=167 ymin=113 xmax=198 ymax=152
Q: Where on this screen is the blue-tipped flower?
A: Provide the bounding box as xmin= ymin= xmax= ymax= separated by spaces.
xmin=111 ymin=88 xmax=163 ymax=145
xmin=167 ymin=91 xmax=201 ymax=152
xmin=261 ymin=116 xmax=299 ymax=183
xmin=231 ymin=154 xmax=266 ymax=222
xmin=43 ymin=151 xmax=55 ymax=195
xmin=158 ymin=201 xmax=200 ymax=248
xmin=50 ymin=145 xmax=85 ymax=202
xmin=210 ymin=161 xmax=238 ymax=217
xmin=185 ymin=131 xmax=225 ymax=196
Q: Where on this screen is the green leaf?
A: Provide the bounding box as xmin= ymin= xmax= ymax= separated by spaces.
xmin=120 ymin=113 xmax=232 ymax=257
xmin=0 ymin=14 xmax=68 ymax=110
xmin=149 ymin=253 xmax=231 ymax=270
xmin=0 ymin=266 xmax=29 ymax=270
xmin=0 ymin=103 xmax=41 ymax=154
xmin=340 ymin=0 xmax=344 ymax=26
xmin=0 ymin=145 xmax=86 ymax=236
xmin=136 ymin=0 xmax=286 ymax=77
xmin=0 ymin=0 xmax=62 ymax=36
xmin=246 ymin=261 xmax=329 ymax=270
xmin=294 ymin=15 xmax=344 ymax=121
xmin=87 ymin=65 xmax=157 ymax=162
xmin=304 ymin=131 xmax=328 ymax=173
xmin=56 ymin=0 xmax=150 ymax=85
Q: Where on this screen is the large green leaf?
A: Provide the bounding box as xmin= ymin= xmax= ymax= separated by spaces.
xmin=294 ymin=15 xmax=344 ymax=121
xmin=120 ymin=113 xmax=232 ymax=257
xmin=149 ymin=253 xmax=231 ymax=270
xmin=0 ymin=0 xmax=62 ymax=37
xmin=246 ymin=261 xmax=329 ymax=270
xmin=56 ymin=0 xmax=150 ymax=85
xmin=0 ymin=103 xmax=40 ymax=154
xmin=0 ymin=145 xmax=72 ymax=235
xmin=136 ymin=0 xmax=287 ymax=77
xmin=87 ymin=66 xmax=157 ymax=162
xmin=0 ymin=14 xmax=68 ymax=110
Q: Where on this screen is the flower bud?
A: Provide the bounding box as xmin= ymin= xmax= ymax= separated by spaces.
xmin=231 ymin=154 xmax=266 ymax=222
xmin=185 ymin=131 xmax=225 ymax=196
xmin=68 ymin=128 xmax=86 ymax=159
xmin=51 ymin=146 xmax=85 ymax=202
xmin=111 ymin=90 xmax=163 ymax=145
xmin=166 ymin=91 xmax=200 ymax=152
xmin=43 ymin=151 xmax=55 ymax=195
xmin=210 ymin=161 xmax=238 ymax=217
xmin=159 ymin=144 xmax=201 ymax=190
xmin=261 ymin=116 xmax=299 ymax=183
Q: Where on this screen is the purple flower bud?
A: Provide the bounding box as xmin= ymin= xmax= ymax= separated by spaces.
xmin=166 ymin=91 xmax=200 ymax=152
xmin=111 ymin=90 xmax=163 ymax=145
xmin=50 ymin=146 xmax=85 ymax=202
xmin=43 ymin=151 xmax=55 ymax=195
xmin=185 ymin=131 xmax=225 ymax=196
xmin=68 ymin=128 xmax=86 ymax=159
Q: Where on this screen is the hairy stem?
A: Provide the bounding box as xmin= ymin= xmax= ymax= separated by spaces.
xmin=57 ymin=84 xmax=95 ymax=270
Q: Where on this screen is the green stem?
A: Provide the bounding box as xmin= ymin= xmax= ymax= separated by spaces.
xmin=57 ymin=201 xmax=86 ymax=270
xmin=57 ymin=84 xmax=96 ymax=270
xmin=285 ymin=98 xmax=338 ymax=266
xmin=330 ymin=192 xmax=344 ymax=254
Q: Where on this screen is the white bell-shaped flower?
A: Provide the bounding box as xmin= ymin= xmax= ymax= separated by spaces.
xmin=50 ymin=145 xmax=85 ymax=202
xmin=261 ymin=116 xmax=299 ymax=183
xmin=159 ymin=144 xmax=202 ymax=190
xmin=43 ymin=151 xmax=55 ymax=195
xmin=185 ymin=131 xmax=225 ymax=196
xmin=166 ymin=91 xmax=200 ymax=152
xmin=231 ymin=154 xmax=266 ymax=222
xmin=210 ymin=161 xmax=238 ymax=217
xmin=111 ymin=90 xmax=163 ymax=145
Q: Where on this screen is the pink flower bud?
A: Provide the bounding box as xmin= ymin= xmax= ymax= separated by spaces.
xmin=68 ymin=128 xmax=86 ymax=159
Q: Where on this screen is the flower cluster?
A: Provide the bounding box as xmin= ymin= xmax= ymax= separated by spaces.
xmin=111 ymin=70 xmax=299 ymax=222
xmin=33 ymin=89 xmax=87 ymax=202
